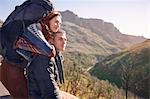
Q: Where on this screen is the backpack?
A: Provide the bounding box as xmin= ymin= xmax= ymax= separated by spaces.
xmin=0 ymin=0 xmax=54 ymax=61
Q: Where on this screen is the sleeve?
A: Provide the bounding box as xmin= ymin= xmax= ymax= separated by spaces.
xmin=28 ymin=54 xmax=61 ymax=98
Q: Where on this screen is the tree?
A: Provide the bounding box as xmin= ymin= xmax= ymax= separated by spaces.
xmin=120 ymin=54 xmax=135 ymax=99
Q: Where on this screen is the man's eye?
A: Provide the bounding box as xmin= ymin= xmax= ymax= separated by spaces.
xmin=58 ymin=22 xmax=61 ymax=25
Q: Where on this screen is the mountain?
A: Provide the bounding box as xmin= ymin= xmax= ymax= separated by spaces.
xmin=89 ymin=39 xmax=150 ymax=98
xmin=61 ymin=10 xmax=146 ymax=51
xmin=61 ymin=21 xmax=121 ymax=55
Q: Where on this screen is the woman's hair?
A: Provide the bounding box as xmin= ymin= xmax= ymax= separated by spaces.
xmin=41 ymin=11 xmax=61 ymax=23
xmin=40 ymin=11 xmax=61 ymax=40
xmin=46 ymin=11 xmax=61 ymax=21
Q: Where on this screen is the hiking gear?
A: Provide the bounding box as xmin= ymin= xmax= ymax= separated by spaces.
xmin=15 ymin=23 xmax=55 ymax=58
xmin=1 ymin=59 xmax=28 ymax=98
xmin=0 ymin=0 xmax=54 ymax=64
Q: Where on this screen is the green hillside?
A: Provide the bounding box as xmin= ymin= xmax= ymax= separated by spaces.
xmin=62 ymin=52 xmax=130 ymax=98
xmin=90 ymin=40 xmax=150 ymax=98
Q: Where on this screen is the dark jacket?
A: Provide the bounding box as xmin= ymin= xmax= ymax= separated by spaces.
xmin=28 ymin=54 xmax=63 ymax=99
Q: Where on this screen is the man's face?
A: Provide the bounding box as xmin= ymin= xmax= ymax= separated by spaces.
xmin=49 ymin=16 xmax=61 ymax=33
xmin=53 ymin=32 xmax=67 ymax=52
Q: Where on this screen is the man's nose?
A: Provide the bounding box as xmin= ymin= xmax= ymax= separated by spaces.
xmin=62 ymin=39 xmax=66 ymax=44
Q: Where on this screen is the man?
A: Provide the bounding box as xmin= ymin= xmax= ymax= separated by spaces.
xmin=51 ymin=30 xmax=78 ymax=99
xmin=53 ymin=29 xmax=67 ymax=85
xmin=29 ymin=30 xmax=78 ymax=99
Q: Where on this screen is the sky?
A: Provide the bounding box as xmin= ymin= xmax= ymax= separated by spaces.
xmin=0 ymin=0 xmax=149 ymax=38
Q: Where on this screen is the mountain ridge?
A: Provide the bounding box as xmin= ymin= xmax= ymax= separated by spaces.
xmin=61 ymin=10 xmax=146 ymax=49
